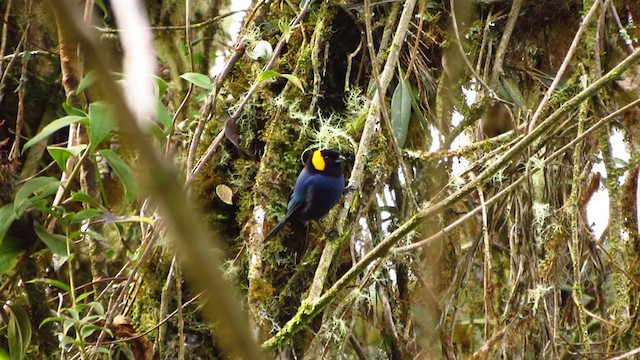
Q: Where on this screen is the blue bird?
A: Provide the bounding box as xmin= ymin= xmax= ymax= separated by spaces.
xmin=264 ymin=149 xmax=346 ymax=241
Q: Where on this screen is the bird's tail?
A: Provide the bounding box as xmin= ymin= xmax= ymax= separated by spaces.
xmin=264 ymin=219 xmax=288 ymax=241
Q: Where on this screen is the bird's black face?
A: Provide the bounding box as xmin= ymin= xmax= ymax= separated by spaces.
xmin=308 ymin=149 xmax=345 ymax=176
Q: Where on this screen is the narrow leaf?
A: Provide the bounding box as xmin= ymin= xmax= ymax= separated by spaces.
xmin=500 ymin=76 xmax=527 ymax=110
xmin=257 ymin=70 xmax=280 ymax=82
xmin=68 ymin=192 xmax=102 ymax=209
xmin=13 ymin=177 xmax=60 ymax=215
xmin=77 ymin=70 xmax=98 ymax=93
xmin=7 ymin=304 xmax=32 ymax=360
xmin=100 ymin=149 xmax=138 ymax=202
xmin=390 ymin=79 xmax=412 ymax=147
xmin=155 ymin=99 xmax=172 ymax=134
xmin=281 ymin=74 xmax=304 ymax=92
xmin=22 ymin=116 xmax=87 ymax=152
xmin=27 ymin=278 xmax=72 ymax=293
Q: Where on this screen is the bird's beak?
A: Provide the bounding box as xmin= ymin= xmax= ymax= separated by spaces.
xmin=336 ymin=155 xmax=346 ymax=163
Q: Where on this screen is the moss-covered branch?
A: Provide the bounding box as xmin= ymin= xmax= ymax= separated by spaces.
xmin=263 ymin=46 xmax=640 ymax=350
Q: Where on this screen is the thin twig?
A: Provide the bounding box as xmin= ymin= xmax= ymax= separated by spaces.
xmin=0 ymin=19 xmax=26 ymax=98
xmin=363 ymin=0 xmax=419 ymax=209
xmin=449 ymin=0 xmax=505 ymax=103
xmin=608 ymin=2 xmax=635 ymax=54
xmin=489 ymin=0 xmax=522 ymax=87
xmin=94 ymin=11 xmax=243 ymax=33
xmin=187 ymin=0 xmax=311 ymax=177
xmin=90 ymin=293 xmax=203 ymax=346
xmin=0 ymin=0 xmax=13 ymax=76
xmin=395 ymin=95 xmax=640 ymax=253
xmin=8 ymin=21 xmax=30 ymax=161
xmin=263 ymin=50 xmax=640 ymax=347
xmin=478 ymin=186 xmax=492 ymax=340
xmin=305 ymin=0 xmax=418 ymax=303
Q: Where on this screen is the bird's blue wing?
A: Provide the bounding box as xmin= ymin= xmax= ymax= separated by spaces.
xmin=285 ymin=167 xmax=312 ymax=218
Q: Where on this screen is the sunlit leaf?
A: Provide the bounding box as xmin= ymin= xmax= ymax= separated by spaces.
xmin=69 ymin=192 xmax=100 ymax=208
xmin=22 ymin=116 xmax=87 ymax=152
xmin=27 ymin=278 xmax=71 ymax=292
xmin=281 ymin=74 xmax=304 ymax=92
xmin=180 ymin=72 xmax=213 ymax=90
xmin=257 ymin=70 xmax=280 ymax=82
xmin=68 ymin=209 xmax=103 ymax=223
xmin=47 ymin=145 xmax=86 ymax=172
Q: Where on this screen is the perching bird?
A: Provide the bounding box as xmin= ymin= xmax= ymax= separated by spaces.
xmin=264 ymin=149 xmax=346 ymax=241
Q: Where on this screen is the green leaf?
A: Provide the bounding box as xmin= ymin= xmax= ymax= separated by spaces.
xmin=257 ymin=70 xmax=280 ymax=82
xmin=155 ymin=99 xmax=173 ymax=134
xmin=13 ymin=177 xmax=60 ymax=215
xmin=34 ymin=224 xmax=68 ymax=257
xmin=500 ymin=76 xmax=526 ymax=110
xmin=62 ymin=103 xmax=87 ymax=117
xmin=0 ymin=236 xmax=25 ymax=275
xmin=278 ymin=19 xmax=293 ymax=42
xmin=68 ymin=209 xmax=102 ymax=223
xmin=94 ymin=0 xmax=108 ymax=16
xmin=0 ymin=203 xmax=16 ymax=243
xmin=89 ymin=102 xmax=116 ymax=150
xmin=77 ymin=70 xmax=98 ymax=93
xmin=154 ymin=75 xmax=168 ymax=97
xmin=68 ymin=192 xmax=102 ymax=209
xmin=7 ymin=304 xmax=32 ymax=360
xmin=63 ymin=308 xmax=80 ymax=322
xmin=80 ymin=325 xmax=99 ymax=339
xmin=27 ymin=278 xmax=71 ymax=292
xmin=100 ymin=149 xmax=138 ymax=202
xmin=94 ymin=347 xmax=110 ymax=355
xmin=87 ymin=301 xmax=105 ymax=316
xmin=180 ymin=72 xmax=213 ymax=90
xmin=39 ymin=316 xmax=66 ymax=328
xmin=281 ymin=74 xmax=304 ymax=92
xmin=75 ymin=291 xmax=94 ymax=303
xmin=391 ymin=79 xmax=412 ymax=147
xmin=22 ymin=115 xmax=87 ymax=152
xmin=47 ymin=145 xmax=86 ymax=172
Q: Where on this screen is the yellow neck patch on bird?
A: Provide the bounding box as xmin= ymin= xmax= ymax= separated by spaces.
xmin=312 ymin=150 xmax=325 ymax=171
